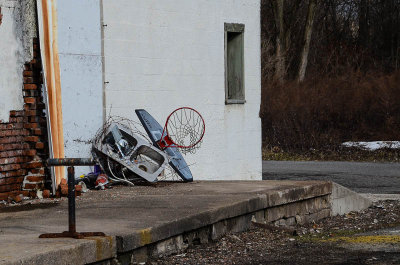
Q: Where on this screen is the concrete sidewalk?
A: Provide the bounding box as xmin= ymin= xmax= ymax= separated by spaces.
xmin=0 ymin=181 xmax=368 ymax=265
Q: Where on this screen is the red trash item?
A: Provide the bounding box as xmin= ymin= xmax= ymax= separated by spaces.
xmin=95 ymin=174 xmax=109 ymax=190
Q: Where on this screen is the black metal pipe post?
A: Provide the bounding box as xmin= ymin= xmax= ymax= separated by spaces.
xmin=39 ymin=158 xmax=105 ymax=239
xmin=67 ymin=166 xmax=76 ymax=234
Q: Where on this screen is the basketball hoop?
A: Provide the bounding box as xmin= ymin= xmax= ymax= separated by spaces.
xmin=158 ymin=107 xmax=205 ymax=154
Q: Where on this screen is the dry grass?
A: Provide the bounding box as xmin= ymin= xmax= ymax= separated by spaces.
xmin=261 ymin=71 xmax=400 ymax=153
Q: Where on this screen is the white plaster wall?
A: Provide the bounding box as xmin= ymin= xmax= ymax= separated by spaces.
xmin=0 ymin=0 xmax=36 ymax=121
xmin=57 ymin=0 xmax=103 ymax=176
xmin=102 ymin=0 xmax=262 ymax=180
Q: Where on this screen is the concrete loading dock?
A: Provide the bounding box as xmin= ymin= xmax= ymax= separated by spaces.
xmin=0 ymin=180 xmax=370 ymax=265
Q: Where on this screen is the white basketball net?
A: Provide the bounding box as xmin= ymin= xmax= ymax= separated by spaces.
xmin=165 ymin=107 xmax=205 ymax=155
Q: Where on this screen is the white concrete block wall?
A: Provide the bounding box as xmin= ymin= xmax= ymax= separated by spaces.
xmin=0 ymin=0 xmax=36 ymax=121
xmin=57 ymin=0 xmax=103 ymax=176
xmin=102 ymin=0 xmax=262 ymax=180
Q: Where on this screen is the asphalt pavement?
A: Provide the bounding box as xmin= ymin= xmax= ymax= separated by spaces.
xmin=262 ymin=160 xmax=400 ymax=194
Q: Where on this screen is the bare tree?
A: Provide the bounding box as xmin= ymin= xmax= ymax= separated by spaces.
xmin=297 ymin=0 xmax=317 ymax=82
xmin=358 ymin=0 xmax=369 ymax=47
xmin=273 ymin=0 xmax=286 ymax=82
xmin=262 ymin=0 xmax=400 ymax=80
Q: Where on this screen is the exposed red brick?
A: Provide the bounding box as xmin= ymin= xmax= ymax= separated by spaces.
xmin=25 ymin=175 xmax=45 ymax=182
xmin=23 ymin=183 xmax=39 ymax=190
xmin=0 ymin=158 xmax=12 ymax=165
xmin=24 ymin=161 xmax=43 ymax=169
xmin=0 ymin=184 xmax=20 ymax=193
xmin=23 ymin=84 xmax=37 ymax=90
xmin=61 ymin=186 xmax=68 ymax=196
xmin=34 ymin=103 xmax=45 ymax=111
xmin=23 ymin=77 xmax=34 ymax=83
xmin=0 ymin=169 xmax=26 ymax=178
xmin=23 ymin=70 xmax=34 ymax=77
xmin=0 ymin=143 xmax=30 ymax=152
xmin=0 ymin=178 xmax=7 ymax=185
xmin=0 ymin=150 xmax=23 ymax=158
xmin=24 ymin=90 xmax=39 ymax=97
xmin=0 ymin=123 xmax=11 ymax=130
xmin=0 ymin=157 xmax=26 ymax=165
xmin=0 ymin=164 xmax=21 ymax=172
xmin=24 ymin=136 xmax=39 ymax=142
xmin=9 ymin=117 xmax=25 ymax=123
xmin=42 ymin=189 xmax=50 ymax=198
xmin=0 ymin=129 xmax=29 ymax=137
xmin=14 ymin=177 xmax=25 ymax=184
xmin=9 ymin=111 xmax=24 ymax=117
xmin=0 ymin=177 xmax=24 ymax=185
xmin=24 ymin=76 xmax=40 ymax=84
xmin=28 ymin=116 xmax=38 ymax=123
xmin=0 ymin=38 xmax=49 ymax=198
xmin=75 ymin=185 xmax=82 ymax=192
xmin=26 ymin=104 xmax=37 ymax=111
xmin=33 ymin=128 xmax=43 ymax=135
xmin=0 ymin=123 xmax=24 ymax=130
xmin=29 ymin=190 xmax=37 ymax=198
xmin=8 ymin=194 xmax=23 ymax=203
xmin=24 ymin=97 xmax=36 ymax=104
xmin=23 ymin=149 xmax=37 ymax=156
xmin=0 ymin=191 xmax=28 ymax=200
xmin=0 ymin=136 xmax=24 ymax=144
xmin=24 ymin=110 xmax=37 ymax=116
xmin=60 ymin=178 xmax=67 ymax=185
xmin=0 ymin=193 xmax=8 ymax=201
xmin=21 ymin=190 xmax=30 ymax=196
xmin=23 ymin=182 xmax=44 ymax=191
xmin=24 ymin=123 xmax=39 ymax=129
xmin=30 ymin=168 xmax=45 ymax=175
xmin=35 ymin=142 xmax=45 ymax=149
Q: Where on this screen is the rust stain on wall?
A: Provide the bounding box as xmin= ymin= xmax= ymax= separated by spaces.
xmin=39 ymin=0 xmax=65 ymax=186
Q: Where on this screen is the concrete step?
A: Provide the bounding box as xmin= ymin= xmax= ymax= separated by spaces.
xmin=0 ymin=181 xmax=372 ymax=265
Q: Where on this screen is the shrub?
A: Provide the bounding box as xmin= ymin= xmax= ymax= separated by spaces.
xmin=260 ymin=71 xmax=400 ymax=151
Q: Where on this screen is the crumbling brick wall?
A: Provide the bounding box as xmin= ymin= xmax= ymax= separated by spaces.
xmin=0 ymin=38 xmax=49 ymax=201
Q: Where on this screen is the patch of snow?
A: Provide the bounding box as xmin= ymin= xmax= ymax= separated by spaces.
xmin=342 ymin=141 xmax=400 ymax=151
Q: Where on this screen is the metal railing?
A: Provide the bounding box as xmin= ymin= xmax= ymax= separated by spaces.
xmin=39 ymin=158 xmax=106 ymax=239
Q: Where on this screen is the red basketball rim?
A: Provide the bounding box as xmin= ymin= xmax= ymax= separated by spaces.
xmin=161 ymin=107 xmax=205 ymax=149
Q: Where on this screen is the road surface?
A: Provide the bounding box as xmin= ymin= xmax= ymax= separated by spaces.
xmin=262 ymin=160 xmax=400 ymax=194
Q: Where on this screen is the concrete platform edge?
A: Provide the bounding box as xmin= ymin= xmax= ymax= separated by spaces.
xmin=116 ymin=181 xmax=332 ymax=253
xmin=2 ymin=181 xmax=373 ymax=265
xmin=330 ymin=182 xmax=373 ymax=216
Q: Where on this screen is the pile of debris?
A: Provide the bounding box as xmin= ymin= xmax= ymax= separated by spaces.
xmin=2 ymin=108 xmax=205 ymax=201
xmin=90 ymin=108 xmax=204 ymax=186
xmin=54 ymin=178 xmax=83 ymax=198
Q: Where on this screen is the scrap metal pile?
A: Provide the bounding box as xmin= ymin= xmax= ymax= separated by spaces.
xmin=90 ymin=108 xmax=205 ymax=186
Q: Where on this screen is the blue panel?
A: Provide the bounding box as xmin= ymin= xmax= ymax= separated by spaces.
xmin=135 ymin=109 xmax=193 ymax=182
